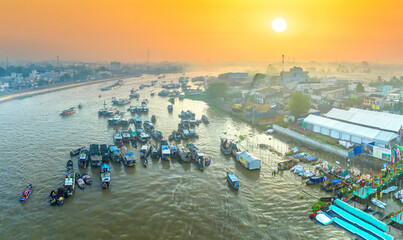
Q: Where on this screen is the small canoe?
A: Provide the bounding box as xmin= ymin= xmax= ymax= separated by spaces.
xmin=81 ymin=174 xmax=92 ymax=185
xmin=75 ymin=173 xmax=85 ymax=189
xmin=20 ymin=184 xmax=33 ymax=203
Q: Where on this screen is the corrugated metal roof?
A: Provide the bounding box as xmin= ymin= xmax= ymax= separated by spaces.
xmin=304 ymin=115 xmax=397 ymax=143
xmin=324 ymin=108 xmax=403 ymax=133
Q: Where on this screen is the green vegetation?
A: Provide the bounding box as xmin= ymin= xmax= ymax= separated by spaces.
xmin=344 ymin=97 xmax=363 ymax=108
xmin=288 ymin=92 xmax=310 ymax=117
xmin=355 ymin=82 xmax=364 ymax=92
xmin=312 ymin=200 xmax=328 ymax=214
xmin=205 ymin=82 xmax=229 ymax=101
xmin=275 ymin=121 xmax=291 ymax=128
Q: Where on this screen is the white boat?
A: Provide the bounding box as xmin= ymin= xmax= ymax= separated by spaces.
xmin=265 ymin=129 xmax=274 ymax=134
xmin=315 ymin=211 xmax=333 ymax=225
xmin=120 ymin=115 xmax=132 ymax=125
xmin=121 ymin=130 xmax=131 ymax=142
xmin=113 ymin=131 xmax=123 ymax=143
xmin=382 ymin=186 xmax=397 ymax=194
xmin=371 ymin=198 xmax=386 ymax=209
xmin=108 ymin=115 xmax=121 ymax=125
xmin=178 ymin=144 xmax=191 ymax=163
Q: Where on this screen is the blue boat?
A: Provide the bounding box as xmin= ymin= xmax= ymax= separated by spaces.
xmin=20 ymin=184 xmax=33 ymax=203
xmin=101 ymin=164 xmax=111 ymax=189
xmin=226 ymin=172 xmax=239 ymax=190
xmin=306 ymin=176 xmax=325 ymax=185
xmin=108 ymin=145 xmax=121 ymax=162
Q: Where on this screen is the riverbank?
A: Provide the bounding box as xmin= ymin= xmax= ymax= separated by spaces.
xmin=0 ymin=76 xmax=132 ymax=104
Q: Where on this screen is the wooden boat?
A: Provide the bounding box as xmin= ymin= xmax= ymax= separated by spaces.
xmin=151 ymin=115 xmax=157 ymax=123
xmin=20 ymin=184 xmax=33 ymax=203
xmin=75 ymin=173 xmax=85 ymax=189
xmin=202 ymin=115 xmax=209 ymax=124
xmin=121 ymin=130 xmax=131 ymax=142
xmin=140 ymin=144 xmax=150 ymax=159
xmin=66 ymin=160 xmax=73 ymax=172
xmin=151 ymin=130 xmax=163 ymax=141
xmin=160 ymin=140 xmax=171 ymax=161
xmin=81 ymin=174 xmax=92 ymax=185
xmin=142 ymin=158 xmax=148 ymax=167
xmin=60 ymin=107 xmax=76 ymax=116
xmin=205 ymin=156 xmax=211 ymax=166
xmin=56 ymin=187 xmax=65 ymax=205
xmin=70 ymin=147 xmax=81 ymax=156
xmin=112 ymin=97 xmax=131 ymax=105
xmin=78 ymin=147 xmax=89 ymax=168
xmin=170 ymin=145 xmax=178 ymax=158
xmin=220 ymin=138 xmax=232 ymax=155
xmin=121 ymin=151 xmax=136 ymax=167
xmin=178 ymin=144 xmax=191 ymax=163
xmin=90 ymin=144 xmax=102 ymax=167
xmin=64 ymin=171 xmax=75 ymax=197
xmin=100 ymin=144 xmax=109 ymax=162
xmin=134 ymin=116 xmax=142 ymax=128
xmin=113 ymin=131 xmax=123 ymax=144
xmin=226 ymin=171 xmax=239 ymax=190
xmin=277 ymin=160 xmax=296 ymax=170
xmin=306 ymin=176 xmax=325 ymax=185
xmin=143 ymin=121 xmax=154 ymax=132
xmin=167 ymin=105 xmax=173 ymax=112
xmin=49 ymin=190 xmax=57 ymax=205
xmin=151 ymin=144 xmax=160 ymax=159
xmin=101 ymin=164 xmax=111 ymax=189
xmin=136 ymin=128 xmax=150 ymax=143
xmin=108 ymin=145 xmax=121 ymax=162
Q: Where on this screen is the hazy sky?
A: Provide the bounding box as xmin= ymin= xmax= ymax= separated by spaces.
xmin=0 ymin=0 xmax=402 ymax=63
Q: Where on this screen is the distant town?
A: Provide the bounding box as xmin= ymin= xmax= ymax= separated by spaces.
xmin=0 ymin=60 xmax=183 ymax=94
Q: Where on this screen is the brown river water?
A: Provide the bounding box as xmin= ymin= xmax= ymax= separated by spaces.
xmin=1 ymin=74 xmax=360 ymax=239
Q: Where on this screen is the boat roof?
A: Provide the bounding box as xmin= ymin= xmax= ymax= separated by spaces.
xmin=183 ymin=130 xmax=189 ymax=134
xmin=195 ymin=150 xmax=204 ymax=157
xmin=109 ymin=145 xmax=118 ymax=150
xmin=140 ymin=133 xmax=149 ymax=138
xmin=162 ymin=149 xmax=171 ymax=154
xmin=101 ymin=164 xmax=110 ymax=171
xmin=189 ymin=129 xmax=195 ymax=134
xmin=228 ymin=173 xmax=238 ymax=182
xmin=141 ymin=145 xmax=148 ymax=150
xmin=65 ymin=178 xmax=73 ymax=186
xmin=124 ymin=153 xmax=136 ymax=161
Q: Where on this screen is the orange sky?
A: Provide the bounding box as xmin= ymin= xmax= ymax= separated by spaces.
xmin=0 ymin=0 xmax=402 ymax=63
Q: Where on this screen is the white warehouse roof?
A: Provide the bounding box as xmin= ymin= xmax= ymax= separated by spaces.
xmin=324 ymin=108 xmax=403 ymax=133
xmin=304 ymin=115 xmax=398 ymax=143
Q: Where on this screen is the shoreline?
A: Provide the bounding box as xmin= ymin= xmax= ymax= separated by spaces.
xmin=0 ymin=76 xmax=131 ymax=104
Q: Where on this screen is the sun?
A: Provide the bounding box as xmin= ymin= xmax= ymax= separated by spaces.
xmin=272 ymin=18 xmax=287 ymax=32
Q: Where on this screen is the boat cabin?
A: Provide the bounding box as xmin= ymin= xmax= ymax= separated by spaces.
xmin=122 ymin=152 xmax=136 ymax=167
xmin=236 ymin=151 xmax=261 ymax=170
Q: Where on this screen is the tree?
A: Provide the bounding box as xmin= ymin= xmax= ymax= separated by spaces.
xmin=356 ymin=82 xmax=364 ymax=92
xmin=205 ymin=82 xmax=229 ymax=101
xmin=288 ymin=92 xmax=310 ymax=117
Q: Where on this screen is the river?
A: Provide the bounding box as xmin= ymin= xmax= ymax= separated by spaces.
xmin=1 ymin=74 xmax=355 ymax=239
